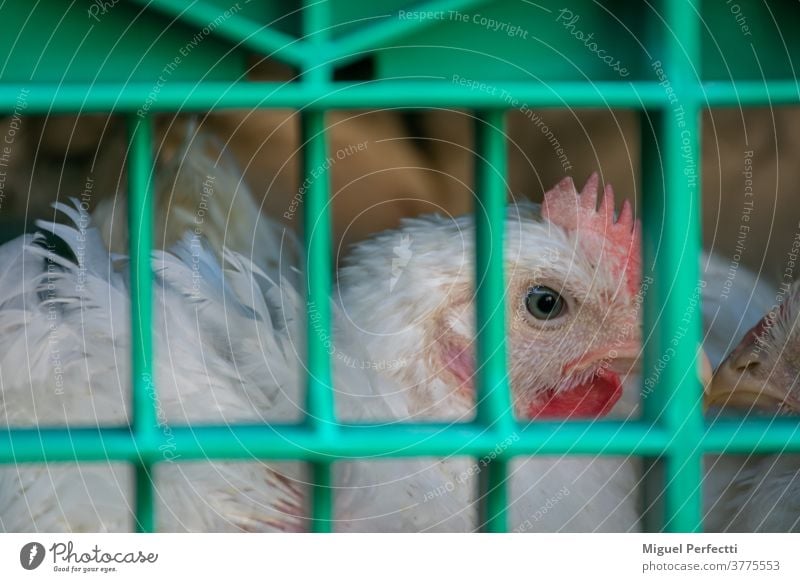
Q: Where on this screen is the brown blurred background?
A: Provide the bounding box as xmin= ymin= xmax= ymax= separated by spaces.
xmin=1 ymin=61 xmax=797 ymax=284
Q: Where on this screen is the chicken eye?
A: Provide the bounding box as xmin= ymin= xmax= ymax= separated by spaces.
xmin=525 ymin=286 xmax=566 ymax=320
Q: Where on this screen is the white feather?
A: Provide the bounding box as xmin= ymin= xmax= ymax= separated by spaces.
xmin=699 ymin=251 xmax=800 ymax=532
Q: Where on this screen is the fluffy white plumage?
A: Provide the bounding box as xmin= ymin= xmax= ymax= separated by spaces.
xmin=706 ymin=456 xmax=800 ymax=532
xmin=339 ymin=208 xmax=640 ymax=532
xmin=0 ymin=169 xmax=650 ymax=532
xmin=0 ymin=201 xmax=307 ymax=531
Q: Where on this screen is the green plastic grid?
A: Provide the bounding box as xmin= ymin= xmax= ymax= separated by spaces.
xmin=1 ymin=0 xmax=800 ymax=534
xmin=643 ymin=0 xmax=704 ymax=531
xmin=128 ymin=116 xmax=158 ymax=533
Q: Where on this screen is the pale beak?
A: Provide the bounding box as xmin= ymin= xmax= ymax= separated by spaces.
xmin=584 ymin=344 xmax=707 ymax=380
xmin=567 ymin=341 xmax=641 ymax=378
xmin=705 ymin=342 xmax=799 ymax=413
xmin=700 ymin=349 xmax=713 ymax=394
xmin=606 ymin=341 xmax=642 ymax=376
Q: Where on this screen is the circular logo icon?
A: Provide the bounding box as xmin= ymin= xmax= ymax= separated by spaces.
xmin=19 ymin=542 xmax=46 ymax=570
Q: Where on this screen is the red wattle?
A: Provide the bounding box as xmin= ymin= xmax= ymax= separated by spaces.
xmin=526 ymin=372 xmax=622 ymax=419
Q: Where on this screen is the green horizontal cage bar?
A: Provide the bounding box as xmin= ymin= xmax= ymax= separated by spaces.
xmin=1 ymin=0 xmax=800 ymax=535
xmin=2 ymin=80 xmax=800 ymax=114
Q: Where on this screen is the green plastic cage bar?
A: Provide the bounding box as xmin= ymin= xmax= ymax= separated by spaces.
xmin=1 ymin=0 xmax=800 ymax=533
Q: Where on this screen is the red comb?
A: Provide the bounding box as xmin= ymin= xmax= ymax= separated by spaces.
xmin=541 ymin=173 xmax=642 ymax=297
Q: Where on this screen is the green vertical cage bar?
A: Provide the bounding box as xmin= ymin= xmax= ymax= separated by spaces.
xmin=300 ymin=113 xmax=336 ymax=434
xmin=302 ymin=0 xmax=335 ymax=533
xmin=303 ymin=0 xmax=331 ymax=85
xmin=655 ymin=0 xmax=704 ymax=532
xmin=640 ymin=109 xmax=665 ymax=533
xmin=127 ymin=115 xmax=158 ymax=533
xmin=301 ymin=110 xmax=335 ymax=531
xmin=474 ymin=111 xmax=513 ymax=532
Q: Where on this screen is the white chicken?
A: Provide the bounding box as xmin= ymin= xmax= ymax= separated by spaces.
xmin=0 ymin=166 xmax=648 ymax=531
xmin=338 ymin=173 xmax=645 ymax=532
xmin=704 ymin=278 xmax=800 ymax=532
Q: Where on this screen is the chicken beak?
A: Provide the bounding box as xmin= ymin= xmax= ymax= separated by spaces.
xmin=706 ymin=361 xmax=788 ymax=411
xmin=599 ymin=344 xmax=709 ymax=387
xmin=705 ymin=342 xmax=799 ymax=413
xmin=700 ymin=349 xmax=713 ymax=394
xmin=604 ymin=342 xmax=641 ymax=376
